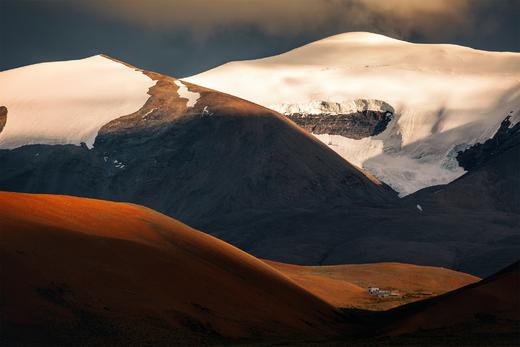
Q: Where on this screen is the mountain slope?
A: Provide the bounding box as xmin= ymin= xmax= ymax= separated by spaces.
xmin=408 ymin=118 xmax=520 ymax=214
xmin=265 ymin=261 xmax=479 ymax=310
xmin=381 ymin=261 xmax=520 ymax=336
xmin=1 ymin=55 xmax=517 ymax=278
xmin=0 ymin=55 xmax=395 ymax=232
xmin=0 ymin=192 xmax=349 ymax=345
xmin=394 ymin=122 xmax=520 ymax=276
xmin=185 ymin=32 xmax=520 ymax=196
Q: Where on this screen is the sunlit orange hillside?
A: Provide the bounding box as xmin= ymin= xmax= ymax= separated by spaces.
xmin=266 ymin=261 xmax=479 ymax=310
xmin=0 ymin=192 xmax=348 ymax=345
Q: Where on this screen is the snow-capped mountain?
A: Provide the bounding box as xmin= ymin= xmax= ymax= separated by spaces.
xmin=0 ymin=55 xmax=206 ymax=151
xmin=186 ymin=32 xmax=520 ymax=196
xmin=1 ymin=55 xmax=518 ymax=276
xmin=0 ymin=54 xmax=393 ymax=223
xmin=0 ymin=55 xmax=156 ymax=149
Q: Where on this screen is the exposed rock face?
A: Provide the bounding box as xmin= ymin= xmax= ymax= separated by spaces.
xmin=0 ymin=106 xmax=7 ymax=134
xmin=408 ymin=116 xmax=520 ymax=214
xmin=277 ymin=100 xmax=394 ymax=139
xmin=457 ymin=115 xmax=520 ymax=171
xmin=287 ymin=110 xmax=393 ymax=139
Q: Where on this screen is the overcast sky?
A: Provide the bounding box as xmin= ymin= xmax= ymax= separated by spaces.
xmin=1 ymin=0 xmax=519 ymax=77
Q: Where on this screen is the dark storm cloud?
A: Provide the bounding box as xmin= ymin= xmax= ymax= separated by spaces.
xmin=76 ymin=0 xmax=474 ymax=39
xmin=1 ymin=0 xmax=519 ymax=77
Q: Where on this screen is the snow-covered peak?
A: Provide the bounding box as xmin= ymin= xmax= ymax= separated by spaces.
xmin=305 ymin=31 xmax=407 ymax=45
xmin=273 ymin=99 xmax=394 ymax=116
xmin=0 ymin=55 xmax=155 ymax=149
xmin=185 ymin=32 xmax=520 ymax=196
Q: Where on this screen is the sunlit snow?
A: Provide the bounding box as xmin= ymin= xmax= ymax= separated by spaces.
xmin=0 ymin=55 xmax=155 ymax=149
xmin=186 ymin=32 xmax=520 ymax=195
xmin=272 ymin=99 xmax=394 ymax=116
xmin=174 ymin=80 xmax=199 ymax=108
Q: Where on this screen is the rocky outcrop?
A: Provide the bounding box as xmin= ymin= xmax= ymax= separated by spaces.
xmin=407 ymin=117 xmax=520 ymax=214
xmin=0 ymin=106 xmax=7 ymax=134
xmin=457 ymin=115 xmax=520 ymax=171
xmin=287 ymin=110 xmax=393 ymax=139
xmin=278 ymin=100 xmax=394 ymax=139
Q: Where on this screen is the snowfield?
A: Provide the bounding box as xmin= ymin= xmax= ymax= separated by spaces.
xmin=273 ymin=99 xmax=394 ymax=116
xmin=0 ymin=55 xmax=155 ymax=149
xmin=186 ymin=32 xmax=520 ymax=195
xmin=174 ymin=80 xmax=200 ymax=108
